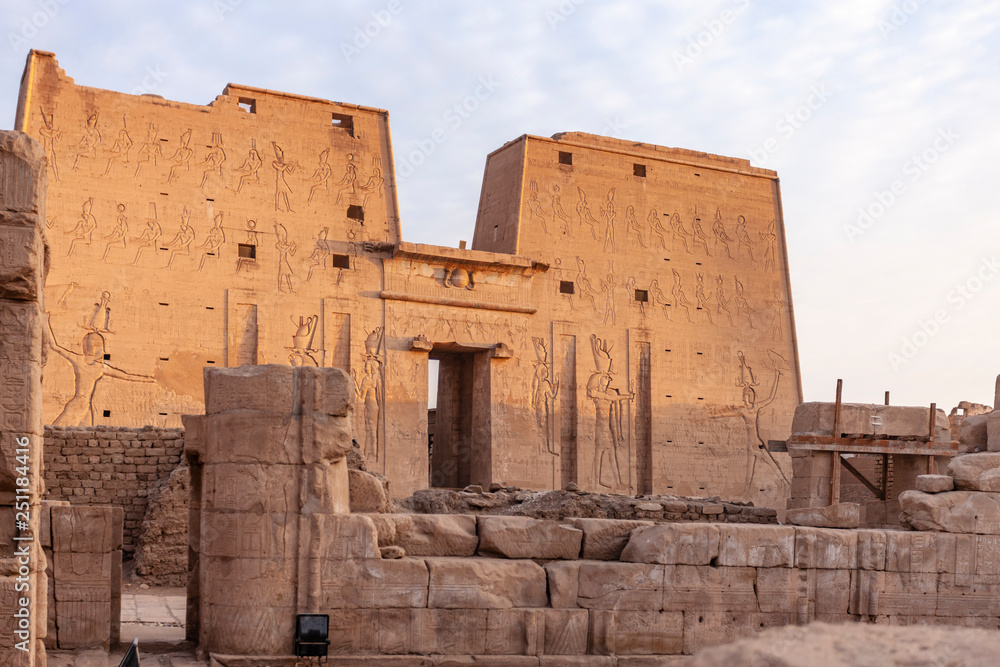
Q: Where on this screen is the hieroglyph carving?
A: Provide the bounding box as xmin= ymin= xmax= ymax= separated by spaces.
xmin=531 ymin=337 xmax=560 ymax=456
xmin=288 ymin=315 xmax=320 ymax=367
xmin=587 ymin=335 xmax=632 ymax=491
xmin=274 ymin=222 xmax=296 ymax=292
xmin=271 ymin=141 xmax=297 ymax=212
xmin=131 ymin=203 xmax=161 ymax=266
xmin=199 ymin=131 xmax=226 ymax=188
xmin=102 ymin=203 xmax=128 ymax=261
xmin=353 ymin=327 xmax=384 ymax=462
xmin=199 ymin=213 xmax=226 ymax=271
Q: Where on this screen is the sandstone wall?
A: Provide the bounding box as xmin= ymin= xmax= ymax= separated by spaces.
xmin=43 ymin=425 xmax=184 ymax=553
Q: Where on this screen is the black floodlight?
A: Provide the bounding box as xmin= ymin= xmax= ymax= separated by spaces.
xmin=295 ymin=613 xmax=330 ymax=659
xmin=118 ymin=638 xmax=140 ymax=667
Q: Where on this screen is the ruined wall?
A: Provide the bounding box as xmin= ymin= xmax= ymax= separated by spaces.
xmin=43 ymin=425 xmax=183 ymax=553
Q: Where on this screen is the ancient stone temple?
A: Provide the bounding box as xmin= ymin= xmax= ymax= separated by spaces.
xmin=16 ymin=50 xmax=801 ymax=507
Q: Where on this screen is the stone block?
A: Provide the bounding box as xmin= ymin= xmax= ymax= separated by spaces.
xmin=203 ymin=412 xmax=297 ymax=465
xmin=203 ymin=463 xmax=297 ymax=514
xmin=543 ymin=609 xmax=589 ymax=655
xmin=989 ymin=411 xmax=1000 ymax=452
xmin=794 ymin=526 xmax=858 ymax=569
xmin=410 ymin=608 xmax=488 ymax=655
xmin=201 ymin=556 xmax=296 ymax=607
xmin=792 ymin=402 xmax=950 ymax=441
xmin=716 ymin=524 xmax=794 ymax=567
xmin=52 ymin=553 xmax=111 ymax=602
xmin=885 ymin=531 xmax=956 ymax=573
xmin=936 ymin=573 xmax=1000 ymax=616
xmin=484 ymin=609 xmax=544 ymax=655
xmin=39 ymin=500 xmax=67 ymax=549
xmin=662 ymin=565 xmax=757 ymax=612
xmin=203 ymin=365 xmax=295 ymax=416
xmin=620 ymin=523 xmax=719 ymax=565
xmin=477 ymin=516 xmax=582 ymax=560
xmin=54 ymin=599 xmax=111 ymax=649
xmin=368 ymin=513 xmax=414 ymax=548
xmin=314 ymin=513 xmax=380 ymax=560
xmin=856 ymin=529 xmax=887 ymax=570
xmin=577 ymin=562 xmax=664 ymax=611
xmin=899 ymin=490 xmax=1000 ymax=534
xmin=426 ymin=557 xmax=546 ymax=609
xmin=540 ymin=659 xmax=614 ymax=667
xmin=958 ymin=413 xmax=989 ymax=452
xmin=785 ymin=502 xmax=860 ymax=529
xmin=681 ymin=611 xmax=794 ymax=655
xmin=401 ymin=514 xmax=479 ymax=557
xmin=321 ymin=557 xmax=428 ymax=609
xmin=545 ymin=560 xmax=581 ymax=608
xmin=850 ymin=570 xmax=938 ymax=617
xmin=201 ymin=511 xmax=299 ymax=560
xmin=916 ymin=475 xmax=955 ymax=493
xmin=327 ymin=608 xmax=376 ymax=654
xmin=51 ymin=506 xmax=114 ymax=553
xmin=948 ymin=452 xmax=1000 ymax=492
xmin=200 ymin=604 xmax=295 ymax=654
xmin=588 ymin=610 xmax=683 ymax=656
xmin=348 ymin=469 xmax=389 ymax=512
xmin=568 ymin=518 xmax=653 ymax=560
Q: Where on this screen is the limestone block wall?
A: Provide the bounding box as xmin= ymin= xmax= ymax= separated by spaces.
xmin=43 ymin=426 xmax=184 ymax=553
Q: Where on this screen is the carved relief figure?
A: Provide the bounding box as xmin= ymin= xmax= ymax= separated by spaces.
xmin=335 ymin=153 xmax=358 ymax=204
xmin=531 ymin=337 xmax=560 ymax=455
xmin=765 ymin=292 xmax=784 ymax=342
xmin=716 ymin=274 xmax=735 ymax=325
xmin=551 ymin=184 xmax=572 ymax=235
xmin=46 ymin=314 xmax=154 ymax=426
xmin=132 ymin=122 xmax=162 ymax=178
xmin=708 ymin=350 xmax=789 ymax=495
xmin=600 ymin=268 xmax=617 ymax=326
xmin=526 ymin=179 xmax=549 ymax=234
xmin=103 ymin=116 xmax=133 ymax=175
xmin=671 ymin=269 xmax=694 ymax=323
xmin=306 ymin=227 xmax=330 ymax=282
xmin=601 ymin=187 xmax=616 ymax=253
xmin=648 ymin=279 xmax=671 ymax=322
xmin=576 ymin=187 xmax=599 ymax=239
xmin=733 ymin=277 xmax=755 ymax=328
xmin=67 ymin=198 xmax=97 ymax=257
xmin=735 ymin=215 xmax=756 ymax=262
xmin=102 ymin=203 xmax=128 ymax=261
xmin=131 ymin=204 xmax=162 ymax=266
xmin=165 ymin=208 xmax=196 ymax=268
xmin=306 ymin=149 xmax=333 ymax=203
xmin=198 ymin=213 xmax=226 ymax=271
xmin=713 ymin=209 xmax=734 ymax=259
xmin=274 ymin=222 xmax=297 ymax=292
xmin=288 ymin=315 xmax=320 ymax=367
xmin=692 ymin=214 xmax=712 ymax=255
xmin=695 ymin=272 xmax=714 ymax=325
xmin=71 ymin=110 xmax=101 ymax=170
xmin=575 ymin=257 xmax=600 ymax=313
xmin=625 ymin=204 xmax=647 ymax=248
xmin=444 ymin=268 xmax=475 ymax=290
xmin=358 ymin=155 xmax=385 ymax=208
xmin=669 ymin=212 xmax=691 ymax=253
xmin=587 ymin=335 xmax=632 ymax=490
xmin=760 ymin=220 xmax=777 ymax=272
xmin=165 ymin=129 xmax=194 ymax=183
xmin=353 ymin=328 xmax=384 ymax=462
xmin=39 ymin=107 xmax=63 ymax=181
xmin=199 ymin=131 xmax=227 ymax=188
xmin=271 ymin=142 xmax=297 ymax=212
xmin=233 ymin=141 xmax=263 ymax=193
xmin=235 ymin=219 xmax=260 ymax=275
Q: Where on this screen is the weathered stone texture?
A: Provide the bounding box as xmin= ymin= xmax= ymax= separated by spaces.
xmin=133 ymin=461 xmax=189 ymax=585
xmin=786 ymin=502 xmax=861 ymax=529
xmin=621 ymin=523 xmax=720 ymax=565
xmin=948 ymin=452 xmax=1000 ymax=492
xmin=899 ymin=490 xmax=1000 ymax=534
xmin=477 ymin=516 xmax=582 ymax=559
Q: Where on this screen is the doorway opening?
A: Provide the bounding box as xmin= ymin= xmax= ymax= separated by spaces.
xmin=428 ymin=347 xmax=491 ymax=488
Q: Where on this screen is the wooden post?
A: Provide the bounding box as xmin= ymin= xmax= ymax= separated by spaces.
xmin=927 ymin=402 xmax=937 ymax=475
xmin=884 ymin=391 xmax=890 ymax=406
xmin=830 ymin=379 xmax=843 ymax=505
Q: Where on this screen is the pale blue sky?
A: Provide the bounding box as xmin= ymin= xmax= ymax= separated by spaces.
xmin=3 ymin=0 xmax=999 ymax=412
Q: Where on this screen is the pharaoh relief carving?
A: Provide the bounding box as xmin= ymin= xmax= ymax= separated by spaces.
xmin=71 ymin=109 xmax=101 ymax=171
xmin=692 ymin=212 xmax=712 ymax=256
xmin=102 ymin=203 xmax=128 ymax=262
xmin=648 ymin=208 xmax=667 ymax=249
xmin=707 ymin=349 xmax=789 ymax=495
xmin=551 ymin=184 xmax=572 ymax=235
xmin=526 ymin=179 xmax=549 ymax=234
xmin=601 ymin=188 xmax=616 ymax=253
xmin=715 ymin=274 xmax=735 ymax=326
xmin=271 ymin=142 xmax=297 ymax=212
xmin=575 ymin=257 xmax=600 ymax=314
xmin=235 ymin=219 xmax=260 ymax=275
xmin=306 ymin=149 xmax=333 ymax=203
xmin=288 ymin=316 xmax=321 ymax=367
xmin=695 ymin=273 xmax=714 ymax=325
xmin=648 ymin=279 xmax=671 ymax=322
xmin=760 ymin=220 xmax=777 ymax=272
xmin=765 ymin=292 xmax=784 ymax=342
xmin=668 ymin=212 xmax=691 ymax=254
xmin=600 ymin=266 xmax=617 ymax=326
xmin=165 ymin=208 xmax=195 ymax=268
xmin=131 ymin=204 xmax=162 ymax=266
xmin=199 ymin=213 xmax=226 ymax=271
xmin=46 ymin=295 xmax=154 ymax=427
xmin=103 ymin=116 xmax=133 ymax=176
xmin=671 ymin=269 xmax=694 ymax=323
xmin=358 ymin=156 xmax=384 ymax=208
xmin=233 ymin=140 xmax=263 ymax=193
xmin=306 ymin=228 xmax=330 ymax=282
xmin=274 ymin=222 xmax=296 ymax=292
xmin=165 ymin=129 xmax=194 ymax=183
xmin=335 ymin=153 xmax=358 ymax=204
xmin=587 ymin=334 xmax=632 ymax=491
xmin=713 ymin=209 xmax=734 ymax=259
xmin=66 ymin=198 xmax=97 ymax=257
xmin=199 ymin=131 xmax=227 ymax=188
xmin=531 ymin=337 xmax=559 ymax=456
xmin=576 ymin=187 xmax=599 ymax=239
xmin=133 ymin=122 xmax=162 ymax=178
xmin=733 ymin=277 xmax=755 ymax=329
xmin=624 ymin=204 xmax=646 ymax=248
xmin=625 ymin=277 xmax=647 ymax=318
xmin=735 ymin=215 xmax=756 ymax=262
xmin=353 ymin=328 xmax=384 ymax=462
xmin=38 ymin=107 xmax=63 ymax=181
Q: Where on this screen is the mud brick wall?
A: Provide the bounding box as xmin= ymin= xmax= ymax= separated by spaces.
xmin=43 ymin=426 xmax=184 ymax=553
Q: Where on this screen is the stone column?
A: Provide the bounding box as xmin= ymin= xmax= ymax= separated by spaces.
xmin=0 ymin=131 xmax=48 ymax=665
xmin=184 ymin=365 xmax=353 ymax=655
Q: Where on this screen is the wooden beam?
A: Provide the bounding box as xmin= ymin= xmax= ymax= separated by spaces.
xmin=840 ymin=455 xmax=884 ymax=500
